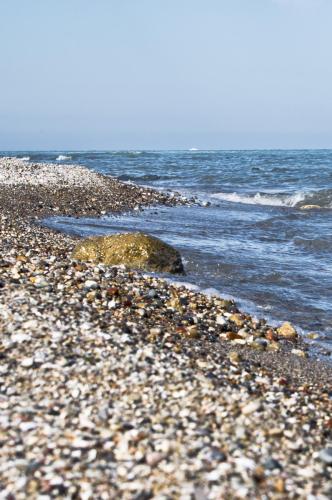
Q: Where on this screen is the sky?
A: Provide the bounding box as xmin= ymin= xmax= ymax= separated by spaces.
xmin=0 ymin=0 xmax=332 ymax=150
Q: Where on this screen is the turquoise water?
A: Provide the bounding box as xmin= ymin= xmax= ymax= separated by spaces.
xmin=5 ymin=150 xmax=332 ymax=347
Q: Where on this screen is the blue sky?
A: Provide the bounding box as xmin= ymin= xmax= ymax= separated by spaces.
xmin=0 ymin=0 xmax=331 ymax=150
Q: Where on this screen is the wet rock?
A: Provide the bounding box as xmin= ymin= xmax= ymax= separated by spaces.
xmin=291 ymin=349 xmax=307 ymax=358
xmin=300 ymin=205 xmax=321 ymax=210
xmin=229 ymin=314 xmax=245 ymax=327
xmin=277 ymin=322 xmax=298 ymax=339
xmin=307 ymin=332 xmax=319 ymax=340
xmin=267 ymin=341 xmax=280 ymax=352
xmin=72 ymin=232 xmax=184 ymax=274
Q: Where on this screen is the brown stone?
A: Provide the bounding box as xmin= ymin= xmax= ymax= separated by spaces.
xmin=229 ymin=314 xmax=245 ymax=327
xmin=72 ymin=232 xmax=184 ymax=274
xmin=277 ymin=322 xmax=298 ymax=339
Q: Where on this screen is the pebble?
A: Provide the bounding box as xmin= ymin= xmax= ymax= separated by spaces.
xmin=229 ymin=351 xmax=241 ymax=364
xmin=291 ymin=348 xmax=307 ymax=358
xmin=242 ymin=399 xmax=262 ymax=415
xmin=0 ymin=157 xmax=331 ymax=499
xmin=216 ymin=315 xmax=226 ymax=326
xmin=146 ymin=452 xmax=166 ymax=467
xmin=277 ymin=321 xmax=298 ymax=339
xmin=21 ymin=357 xmax=34 ymax=368
xmin=84 ymin=280 xmax=98 ymax=290
xmin=263 ymin=458 xmax=282 ymax=470
xmin=318 ymin=447 xmax=332 ymax=465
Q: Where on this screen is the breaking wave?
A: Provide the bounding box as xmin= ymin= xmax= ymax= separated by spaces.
xmin=56 ymin=155 xmax=72 ymax=161
xmin=212 ymin=190 xmax=332 ymax=209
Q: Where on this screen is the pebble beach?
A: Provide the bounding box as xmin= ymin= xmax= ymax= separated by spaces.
xmin=0 ymin=157 xmax=332 ymax=499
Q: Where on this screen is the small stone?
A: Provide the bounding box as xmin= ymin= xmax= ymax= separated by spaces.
xmin=263 ymin=458 xmax=282 ymax=470
xmin=229 ymin=351 xmax=241 ymax=364
xmin=265 ymin=329 xmax=277 ymax=341
xmin=185 ymin=325 xmax=199 ymax=338
xmin=34 ymin=277 xmax=48 ymax=288
xmin=307 ymin=332 xmax=319 ymax=340
xmin=274 ymin=478 xmax=285 ymax=494
xmin=106 ymin=287 xmax=119 ymax=297
xmin=20 ymin=422 xmax=37 ymax=432
xmin=291 ymin=349 xmax=307 ymax=358
xmin=226 ymin=332 xmax=243 ymax=341
xmin=251 ymin=339 xmax=267 ymax=350
xmin=149 ymin=327 xmax=162 ymax=336
xmin=84 ymin=280 xmax=98 ymax=290
xmin=146 ymin=452 xmax=165 ymax=467
xmin=229 ymin=314 xmax=245 ymax=327
xmin=71 ymin=438 xmax=93 ymax=449
xmin=21 ymin=357 xmax=34 ymax=368
xmin=277 ymin=322 xmax=298 ymax=339
xmin=242 ymin=399 xmax=262 ymax=415
xmin=237 ymin=328 xmax=250 ymax=338
xmin=318 ymin=447 xmax=332 ymax=465
xmin=267 ymin=341 xmax=280 ymax=352
xmin=216 ymin=315 xmax=226 ymax=326
xmin=300 ymin=204 xmax=321 ymax=210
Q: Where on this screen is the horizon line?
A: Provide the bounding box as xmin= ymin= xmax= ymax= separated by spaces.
xmin=1 ymin=147 xmax=332 ymax=152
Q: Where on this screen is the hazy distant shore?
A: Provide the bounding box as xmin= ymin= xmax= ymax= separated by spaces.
xmin=0 ymin=157 xmax=331 ymax=498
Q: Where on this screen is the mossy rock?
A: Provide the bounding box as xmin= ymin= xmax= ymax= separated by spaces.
xmin=72 ymin=232 xmax=184 ymax=274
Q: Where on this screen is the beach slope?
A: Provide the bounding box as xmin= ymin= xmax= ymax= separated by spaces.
xmin=0 ymin=158 xmax=331 ymax=498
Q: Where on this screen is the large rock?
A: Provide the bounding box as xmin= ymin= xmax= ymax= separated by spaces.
xmin=72 ymin=232 xmax=184 ymax=274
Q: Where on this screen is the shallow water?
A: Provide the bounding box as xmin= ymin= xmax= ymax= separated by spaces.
xmin=4 ymin=150 xmax=332 ymax=347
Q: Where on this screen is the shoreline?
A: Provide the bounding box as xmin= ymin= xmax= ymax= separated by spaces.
xmin=1 ymin=157 xmax=331 ymax=497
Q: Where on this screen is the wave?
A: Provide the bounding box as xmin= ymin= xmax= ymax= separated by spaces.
xmin=20 ymin=156 xmax=30 ymax=161
xmin=212 ymin=190 xmax=332 ymax=209
xmin=111 ymin=151 xmax=143 ymax=157
xmin=56 ymin=155 xmax=71 ymax=161
xmin=118 ymin=174 xmax=175 ymax=182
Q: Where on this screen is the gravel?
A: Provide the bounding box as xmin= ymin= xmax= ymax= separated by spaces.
xmin=0 ymin=157 xmax=331 ymax=499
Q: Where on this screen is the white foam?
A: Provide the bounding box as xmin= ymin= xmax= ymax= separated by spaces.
xmin=56 ymin=155 xmax=71 ymax=161
xmin=20 ymin=156 xmax=30 ymax=161
xmin=212 ymin=191 xmax=306 ymax=208
xmin=189 ymin=147 xmax=199 ymax=151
